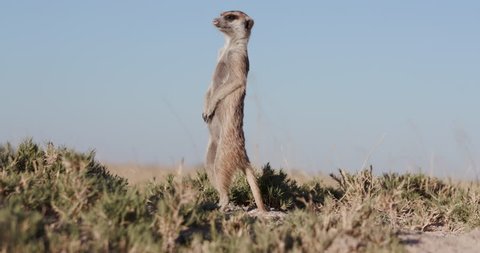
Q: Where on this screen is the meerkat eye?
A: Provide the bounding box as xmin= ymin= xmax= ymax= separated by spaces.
xmin=225 ymin=14 xmax=237 ymax=21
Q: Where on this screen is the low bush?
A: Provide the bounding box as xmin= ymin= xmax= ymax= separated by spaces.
xmin=1 ymin=139 xmax=479 ymax=252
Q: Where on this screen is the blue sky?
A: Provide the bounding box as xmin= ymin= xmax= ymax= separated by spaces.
xmin=1 ymin=1 xmax=479 ymax=178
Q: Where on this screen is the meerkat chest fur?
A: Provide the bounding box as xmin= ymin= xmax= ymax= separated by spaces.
xmin=213 ymin=40 xmax=249 ymax=114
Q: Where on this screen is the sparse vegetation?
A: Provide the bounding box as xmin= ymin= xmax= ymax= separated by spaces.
xmin=1 ymin=140 xmax=479 ymax=252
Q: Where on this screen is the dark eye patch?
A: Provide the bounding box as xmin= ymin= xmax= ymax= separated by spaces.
xmin=224 ymin=14 xmax=237 ymax=21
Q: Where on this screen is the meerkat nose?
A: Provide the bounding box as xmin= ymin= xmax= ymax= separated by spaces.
xmin=213 ymin=18 xmax=219 ymax=26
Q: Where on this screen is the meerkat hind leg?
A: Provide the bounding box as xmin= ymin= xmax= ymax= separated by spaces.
xmin=205 ymin=138 xmax=218 ymax=184
xmin=216 ymin=169 xmax=232 ymax=211
xmin=205 ymin=139 xmax=217 ymax=167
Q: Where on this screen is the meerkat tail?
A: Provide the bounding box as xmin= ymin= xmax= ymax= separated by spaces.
xmin=245 ymin=166 xmax=266 ymax=212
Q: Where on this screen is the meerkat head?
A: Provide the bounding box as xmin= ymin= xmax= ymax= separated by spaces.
xmin=213 ymin=11 xmax=254 ymax=39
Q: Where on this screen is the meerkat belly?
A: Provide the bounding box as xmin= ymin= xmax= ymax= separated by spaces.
xmin=220 ymin=88 xmax=246 ymax=128
xmin=218 ymin=89 xmax=248 ymax=162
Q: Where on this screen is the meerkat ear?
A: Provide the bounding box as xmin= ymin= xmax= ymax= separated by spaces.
xmin=245 ymin=19 xmax=254 ymax=30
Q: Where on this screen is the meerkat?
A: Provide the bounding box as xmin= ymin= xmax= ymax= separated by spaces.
xmin=202 ymin=11 xmax=266 ymax=212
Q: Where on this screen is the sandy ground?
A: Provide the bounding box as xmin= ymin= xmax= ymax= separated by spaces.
xmin=247 ymin=210 xmax=480 ymax=253
xmin=107 ymin=164 xmax=336 ymax=185
xmin=107 ymin=163 xmax=195 ymax=184
xmin=400 ymin=229 xmax=480 ymax=253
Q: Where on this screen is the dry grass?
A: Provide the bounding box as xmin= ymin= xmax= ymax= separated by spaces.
xmin=1 ymin=140 xmax=480 ymax=252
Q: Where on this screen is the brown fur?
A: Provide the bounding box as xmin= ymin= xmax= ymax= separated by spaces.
xmin=203 ymin=11 xmax=266 ymax=212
